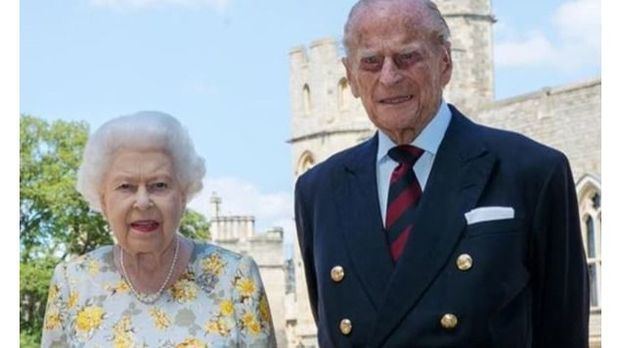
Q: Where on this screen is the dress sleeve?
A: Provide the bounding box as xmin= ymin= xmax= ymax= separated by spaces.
xmin=232 ymin=255 xmax=277 ymax=348
xmin=40 ymin=262 xmax=70 ymax=348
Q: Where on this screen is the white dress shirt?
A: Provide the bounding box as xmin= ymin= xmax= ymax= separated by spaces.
xmin=376 ymin=100 xmax=452 ymax=227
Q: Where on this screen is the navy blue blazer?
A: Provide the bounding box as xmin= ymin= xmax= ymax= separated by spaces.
xmin=294 ymin=106 xmax=589 ymax=347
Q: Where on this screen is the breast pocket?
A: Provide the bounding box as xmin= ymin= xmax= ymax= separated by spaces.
xmin=465 ymin=218 xmax=522 ymax=238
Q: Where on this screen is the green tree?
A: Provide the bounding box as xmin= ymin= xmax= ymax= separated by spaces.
xmin=20 ymin=115 xmax=210 ymax=346
xmin=20 ymin=115 xmax=112 ymax=262
xmin=20 ymin=257 xmax=57 ymax=347
xmin=179 ymin=208 xmax=211 ymax=241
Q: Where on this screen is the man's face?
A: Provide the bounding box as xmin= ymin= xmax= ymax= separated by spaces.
xmin=344 ymin=6 xmax=452 ymax=144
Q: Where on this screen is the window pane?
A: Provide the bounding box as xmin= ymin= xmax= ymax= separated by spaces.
xmin=586 ymin=216 xmax=596 ymax=258
xmin=589 ymin=264 xmax=599 ymax=307
xmin=592 ymin=193 xmax=601 ymax=209
xmin=303 ymin=85 xmax=311 ymax=115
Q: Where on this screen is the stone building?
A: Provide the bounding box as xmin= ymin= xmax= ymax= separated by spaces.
xmin=287 ymin=0 xmax=601 ymax=347
xmin=207 ymin=193 xmax=288 ymax=347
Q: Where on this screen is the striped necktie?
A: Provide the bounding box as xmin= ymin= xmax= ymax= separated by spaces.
xmin=386 ymin=145 xmax=424 ymax=262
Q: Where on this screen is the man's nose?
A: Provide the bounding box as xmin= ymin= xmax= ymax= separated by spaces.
xmin=379 ymin=57 xmax=403 ymax=86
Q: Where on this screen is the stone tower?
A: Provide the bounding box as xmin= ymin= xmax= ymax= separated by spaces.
xmin=289 ymin=37 xmax=374 ymax=176
xmin=436 ymin=0 xmax=496 ymax=115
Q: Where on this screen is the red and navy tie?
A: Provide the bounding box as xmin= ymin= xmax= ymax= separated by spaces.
xmin=386 ymin=145 xmax=424 ymax=262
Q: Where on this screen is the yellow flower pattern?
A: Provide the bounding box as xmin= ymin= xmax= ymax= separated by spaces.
xmin=259 ymin=294 xmax=271 ymax=323
xmin=87 ymin=259 xmax=100 ymax=276
xmin=240 ymin=312 xmax=261 ymax=336
xmin=112 ymin=315 xmax=134 ymax=348
xmin=235 ymin=277 xmax=256 ymax=298
xmin=170 ymin=276 xmax=199 ymax=303
xmin=106 ymin=279 xmax=130 ymax=295
xmin=40 ymin=243 xmax=275 ymax=347
xmin=219 ymin=299 xmax=234 ymax=317
xmin=205 ymin=317 xmax=231 ymax=336
xmin=67 ymin=291 xmax=79 ymax=309
xmin=149 ymin=307 xmax=171 ymax=330
xmin=75 ymin=305 xmax=105 ymax=333
xmin=47 ymin=284 xmax=59 ymax=303
xmin=201 ymin=253 xmax=225 ymax=276
xmin=43 ymin=305 xmax=62 ymax=330
xmin=176 ymin=337 xmax=207 ymax=348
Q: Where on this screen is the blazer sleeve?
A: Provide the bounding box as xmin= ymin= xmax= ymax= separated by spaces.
xmin=294 ymin=176 xmax=319 ymax=324
xmin=530 ymin=153 xmax=590 ymax=347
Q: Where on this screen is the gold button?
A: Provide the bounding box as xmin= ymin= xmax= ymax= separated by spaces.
xmin=456 ymin=253 xmax=473 ymax=271
xmin=330 ymin=265 xmax=345 ymax=282
xmin=339 ymin=318 xmax=352 ymax=335
xmin=440 ymin=313 xmax=458 ymax=329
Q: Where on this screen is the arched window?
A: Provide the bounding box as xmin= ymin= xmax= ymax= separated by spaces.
xmin=338 ymin=78 xmax=351 ymax=111
xmin=296 ymin=151 xmax=315 ymax=177
xmin=577 ymin=175 xmax=601 ymax=310
xmin=302 ymin=84 xmax=312 ymax=116
xmin=586 ymin=215 xmax=596 ymax=258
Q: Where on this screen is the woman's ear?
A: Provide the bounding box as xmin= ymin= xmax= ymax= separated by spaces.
xmin=181 ymin=192 xmax=188 ymax=208
xmin=99 ymin=193 xmax=108 ymax=218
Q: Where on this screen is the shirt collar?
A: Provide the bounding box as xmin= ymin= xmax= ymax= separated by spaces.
xmin=377 ymin=100 xmax=452 ymax=163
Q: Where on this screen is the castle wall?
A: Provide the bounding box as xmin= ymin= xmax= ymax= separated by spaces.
xmin=476 ymin=79 xmax=601 ymax=182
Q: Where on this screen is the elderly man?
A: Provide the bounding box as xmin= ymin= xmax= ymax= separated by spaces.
xmin=294 ymin=0 xmax=589 ymax=347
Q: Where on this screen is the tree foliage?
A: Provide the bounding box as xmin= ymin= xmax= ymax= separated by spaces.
xmin=20 ymin=115 xmax=112 ymax=261
xmin=179 ymin=208 xmax=211 ymax=241
xmin=20 ymin=257 xmax=57 ymax=346
xmin=20 ymin=115 xmax=210 ymax=346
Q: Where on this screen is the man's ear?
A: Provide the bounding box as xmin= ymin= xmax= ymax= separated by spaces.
xmin=439 ymin=42 xmax=453 ymax=87
xmin=342 ymin=57 xmax=360 ymax=98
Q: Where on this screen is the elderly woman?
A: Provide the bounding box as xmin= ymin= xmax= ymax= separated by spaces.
xmin=41 ymin=112 xmax=276 ymax=347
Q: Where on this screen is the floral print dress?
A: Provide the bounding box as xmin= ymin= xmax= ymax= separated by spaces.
xmin=41 ymin=241 xmax=276 ymax=348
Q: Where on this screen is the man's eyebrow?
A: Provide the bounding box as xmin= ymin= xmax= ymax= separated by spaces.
xmin=358 ymin=49 xmax=379 ymax=58
xmin=357 ymin=43 xmax=424 ymax=58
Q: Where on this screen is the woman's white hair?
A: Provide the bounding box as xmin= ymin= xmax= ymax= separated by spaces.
xmin=76 ymin=111 xmax=206 ymax=212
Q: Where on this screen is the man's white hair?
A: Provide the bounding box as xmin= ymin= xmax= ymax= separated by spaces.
xmin=343 ymin=0 xmax=451 ymax=56
xmin=76 ymin=111 xmax=206 ymax=212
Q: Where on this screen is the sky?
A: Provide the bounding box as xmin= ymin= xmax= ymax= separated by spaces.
xmin=20 ymin=0 xmax=601 ymax=254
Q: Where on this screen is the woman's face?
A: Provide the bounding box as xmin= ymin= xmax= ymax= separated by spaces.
xmin=100 ymin=150 xmax=186 ymax=256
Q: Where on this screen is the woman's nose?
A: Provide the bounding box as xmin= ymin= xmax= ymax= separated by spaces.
xmin=133 ymin=187 xmax=153 ymax=210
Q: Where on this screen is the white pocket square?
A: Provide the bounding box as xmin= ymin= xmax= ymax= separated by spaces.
xmin=464 ymin=207 xmax=514 ymax=225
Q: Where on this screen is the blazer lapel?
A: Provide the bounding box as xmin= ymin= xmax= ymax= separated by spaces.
xmin=369 ymin=107 xmax=497 ymax=346
xmin=337 ymin=134 xmax=394 ymax=310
